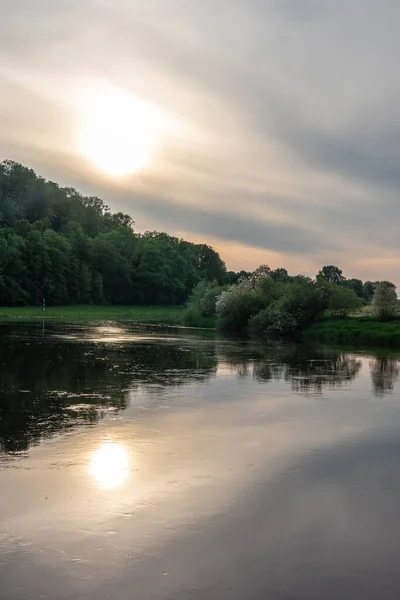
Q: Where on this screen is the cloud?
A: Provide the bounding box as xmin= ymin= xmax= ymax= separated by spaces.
xmin=123 ymin=193 xmax=333 ymax=255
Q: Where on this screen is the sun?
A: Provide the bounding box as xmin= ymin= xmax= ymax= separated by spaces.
xmin=80 ymin=85 xmax=162 ymax=177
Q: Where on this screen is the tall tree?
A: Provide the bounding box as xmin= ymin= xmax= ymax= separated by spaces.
xmin=363 ymin=281 xmax=376 ymax=303
xmin=344 ymin=278 xmax=364 ymax=299
xmin=372 ymin=282 xmax=398 ymax=321
xmin=317 ymin=265 xmax=345 ymax=286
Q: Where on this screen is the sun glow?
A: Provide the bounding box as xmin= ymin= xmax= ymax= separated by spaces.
xmin=80 ymin=85 xmax=164 ymax=177
xmin=89 ymin=441 xmax=130 ymax=489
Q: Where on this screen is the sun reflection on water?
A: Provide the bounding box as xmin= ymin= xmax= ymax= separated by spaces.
xmin=89 ymin=441 xmax=130 ymax=489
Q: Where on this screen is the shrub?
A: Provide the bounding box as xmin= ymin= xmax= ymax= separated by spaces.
xmin=181 ymin=304 xmax=202 ymax=327
xmin=326 ymin=284 xmax=362 ymax=317
xmin=304 ymin=317 xmax=400 ymax=348
xmin=249 ymin=306 xmax=299 ymax=337
xmin=216 ymin=280 xmax=264 ymax=333
xmin=181 ymin=280 xmax=222 ymax=325
xmin=372 ymin=281 xmax=398 ymax=321
xmin=249 ymin=280 xmax=327 ymax=337
xmin=200 ymin=286 xmax=220 ymax=317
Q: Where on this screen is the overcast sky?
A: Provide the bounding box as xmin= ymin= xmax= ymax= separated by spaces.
xmin=1 ymin=0 xmax=400 ymax=281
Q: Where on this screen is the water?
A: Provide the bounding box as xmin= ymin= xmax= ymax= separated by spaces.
xmin=1 ymin=323 xmax=400 ymax=599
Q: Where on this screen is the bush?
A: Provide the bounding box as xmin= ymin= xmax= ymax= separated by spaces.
xmin=326 ymin=284 xmax=362 ymax=317
xmin=305 ymin=317 xmax=400 ymax=348
xmin=249 ymin=280 xmax=327 ymax=337
xmin=372 ymin=282 xmax=398 ymax=321
xmin=249 ymin=306 xmax=299 ymax=337
xmin=181 ymin=280 xmax=222 ymax=325
xmin=216 ymin=280 xmax=264 ymax=333
xmin=181 ymin=304 xmax=202 ymax=327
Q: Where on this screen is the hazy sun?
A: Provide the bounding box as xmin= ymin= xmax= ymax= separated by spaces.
xmin=80 ymin=85 xmax=163 ymax=177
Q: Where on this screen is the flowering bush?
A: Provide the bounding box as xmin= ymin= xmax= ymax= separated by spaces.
xmin=216 ymin=280 xmax=264 ymax=333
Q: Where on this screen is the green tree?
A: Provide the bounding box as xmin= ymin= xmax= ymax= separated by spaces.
xmin=93 ymin=229 xmax=136 ymax=304
xmin=363 ymin=281 xmax=376 ymax=303
xmin=250 ymin=264 xmax=271 ymax=283
xmin=327 ymin=284 xmax=362 ymax=317
xmin=227 ymin=270 xmax=251 ymax=285
xmin=344 ymin=278 xmax=364 ymax=299
xmin=195 ymin=244 xmax=227 ymax=284
xmin=372 ymin=282 xmax=398 ymax=321
xmin=317 ymin=265 xmax=345 ymax=285
xmin=270 ymin=268 xmax=290 ymax=282
xmin=0 ymin=229 xmax=27 ymax=304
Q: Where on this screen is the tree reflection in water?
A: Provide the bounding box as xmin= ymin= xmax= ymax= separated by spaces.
xmin=1 ymin=323 xmax=400 ymax=453
xmin=0 ymin=324 xmax=217 ymax=453
xmin=218 ymin=342 xmax=363 ymax=394
xmin=370 ymin=356 xmax=400 ymax=397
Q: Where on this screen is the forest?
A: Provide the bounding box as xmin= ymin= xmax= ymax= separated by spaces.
xmin=0 ymin=160 xmax=227 ymax=306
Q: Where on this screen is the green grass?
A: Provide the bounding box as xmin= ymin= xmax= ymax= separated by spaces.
xmin=304 ymin=317 xmax=400 ymax=348
xmin=0 ymin=305 xmax=187 ymax=325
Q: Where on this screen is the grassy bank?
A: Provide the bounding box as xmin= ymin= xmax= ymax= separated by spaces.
xmin=304 ymin=317 xmax=400 ymax=347
xmin=0 ymin=305 xmax=188 ymax=325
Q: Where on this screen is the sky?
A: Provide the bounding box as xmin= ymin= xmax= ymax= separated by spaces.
xmin=1 ymin=0 xmax=400 ymax=282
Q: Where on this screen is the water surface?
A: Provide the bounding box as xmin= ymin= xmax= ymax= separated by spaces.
xmin=1 ymin=323 xmax=400 ymax=599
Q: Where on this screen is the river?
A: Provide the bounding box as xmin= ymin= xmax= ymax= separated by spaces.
xmin=1 ymin=322 xmax=400 ymax=599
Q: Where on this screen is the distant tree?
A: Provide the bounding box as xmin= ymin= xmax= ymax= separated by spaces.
xmin=363 ymin=281 xmax=376 ymax=304
xmin=251 ymin=264 xmax=271 ymax=282
xmin=292 ymin=274 xmax=313 ymax=284
xmin=227 ymin=271 xmax=238 ymax=285
xmin=344 ymin=278 xmax=364 ymax=299
xmin=227 ymin=270 xmax=251 ymax=285
xmin=317 ymin=265 xmax=345 ymax=286
xmin=133 ymin=238 xmax=187 ymax=305
xmin=270 ymin=268 xmax=289 ymax=282
xmin=195 ymin=244 xmax=227 ymax=285
xmin=106 ymin=211 xmax=135 ymax=230
xmin=372 ymin=282 xmax=398 ymax=321
xmin=327 ymin=285 xmax=362 ymax=317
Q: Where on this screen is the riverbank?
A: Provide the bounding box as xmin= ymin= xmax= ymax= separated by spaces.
xmin=4 ymin=307 xmax=400 ymax=347
xmin=0 ymin=305 xmax=188 ymax=325
xmin=304 ymin=317 xmax=400 ymax=347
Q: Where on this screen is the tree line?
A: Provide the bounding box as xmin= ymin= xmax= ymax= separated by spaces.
xmin=183 ymin=264 xmax=398 ymax=335
xmin=0 ymin=160 xmax=227 ymax=306
xmin=227 ymin=264 xmax=383 ymax=305
xmin=0 ymin=160 xmax=396 ymax=323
